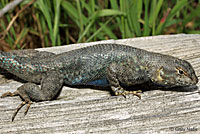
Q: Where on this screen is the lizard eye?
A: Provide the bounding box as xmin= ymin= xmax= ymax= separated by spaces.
xmin=178 ymin=70 xmax=184 ymax=75
xmin=176 ymin=67 xmax=186 ymax=75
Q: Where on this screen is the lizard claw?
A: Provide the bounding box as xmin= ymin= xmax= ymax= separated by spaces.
xmin=24 ymin=101 xmax=33 ymax=116
xmin=115 ymin=90 xmax=142 ymax=99
xmin=12 ymin=100 xmax=33 ymax=121
xmin=12 ymin=101 xmax=26 ymax=121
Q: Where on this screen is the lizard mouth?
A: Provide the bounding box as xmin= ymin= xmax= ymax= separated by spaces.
xmin=154 ymin=82 xmax=196 ymax=89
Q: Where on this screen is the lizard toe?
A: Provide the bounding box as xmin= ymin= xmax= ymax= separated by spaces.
xmin=12 ymin=100 xmax=33 ymax=121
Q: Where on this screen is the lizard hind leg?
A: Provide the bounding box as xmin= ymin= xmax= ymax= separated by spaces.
xmin=1 ymin=71 xmax=64 ymax=121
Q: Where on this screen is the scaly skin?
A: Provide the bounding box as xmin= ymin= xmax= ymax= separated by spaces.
xmin=0 ymin=44 xmax=198 ymax=121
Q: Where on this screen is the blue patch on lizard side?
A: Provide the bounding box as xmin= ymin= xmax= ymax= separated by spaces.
xmin=86 ymin=78 xmax=109 ymax=86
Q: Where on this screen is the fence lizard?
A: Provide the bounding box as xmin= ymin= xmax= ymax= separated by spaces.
xmin=0 ymin=44 xmax=198 ymax=121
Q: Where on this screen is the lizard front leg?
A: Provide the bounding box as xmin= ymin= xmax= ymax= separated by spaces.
xmin=106 ymin=62 xmax=147 ymax=98
xmin=1 ymin=71 xmax=64 ymax=121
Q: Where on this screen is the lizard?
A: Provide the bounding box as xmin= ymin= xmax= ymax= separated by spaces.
xmin=0 ymin=43 xmax=198 ymax=121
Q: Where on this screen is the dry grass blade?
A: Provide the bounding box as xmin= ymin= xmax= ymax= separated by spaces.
xmin=0 ymin=0 xmax=36 ymax=41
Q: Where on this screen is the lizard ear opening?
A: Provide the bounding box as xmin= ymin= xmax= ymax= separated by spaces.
xmin=155 ymin=66 xmax=164 ymax=82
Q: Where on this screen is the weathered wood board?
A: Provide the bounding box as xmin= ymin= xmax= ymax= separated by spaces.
xmin=0 ymin=34 xmax=200 ymax=134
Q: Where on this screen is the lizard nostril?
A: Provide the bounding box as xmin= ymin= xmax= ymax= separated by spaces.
xmin=191 ymin=75 xmax=198 ymax=84
xmin=195 ymin=77 xmax=199 ymax=84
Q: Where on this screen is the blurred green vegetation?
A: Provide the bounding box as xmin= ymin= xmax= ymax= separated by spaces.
xmin=0 ymin=0 xmax=199 ymax=50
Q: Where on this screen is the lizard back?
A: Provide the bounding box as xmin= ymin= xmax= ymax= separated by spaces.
xmin=51 ymin=44 xmax=148 ymax=85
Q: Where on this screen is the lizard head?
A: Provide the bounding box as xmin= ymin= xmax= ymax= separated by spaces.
xmin=148 ymin=58 xmax=198 ymax=87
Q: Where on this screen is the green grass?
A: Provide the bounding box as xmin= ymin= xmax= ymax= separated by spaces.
xmin=0 ymin=0 xmax=199 ymax=50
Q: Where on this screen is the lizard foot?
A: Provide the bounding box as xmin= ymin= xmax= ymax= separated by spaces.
xmin=115 ymin=90 xmax=142 ymax=99
xmin=1 ymin=90 xmax=33 ymax=121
